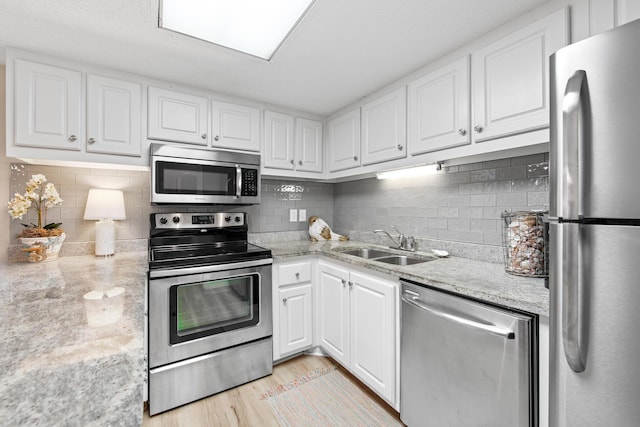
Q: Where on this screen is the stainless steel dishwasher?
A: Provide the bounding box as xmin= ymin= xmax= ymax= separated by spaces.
xmin=400 ymin=279 xmax=537 ymax=427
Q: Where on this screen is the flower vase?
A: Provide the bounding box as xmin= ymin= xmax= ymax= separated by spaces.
xmin=19 ymin=233 xmax=66 ymax=263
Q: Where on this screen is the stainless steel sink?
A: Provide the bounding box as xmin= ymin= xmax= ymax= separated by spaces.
xmin=374 ymin=255 xmax=432 ymax=265
xmin=335 ymin=247 xmax=434 ymax=265
xmin=337 ymin=248 xmax=396 ymax=259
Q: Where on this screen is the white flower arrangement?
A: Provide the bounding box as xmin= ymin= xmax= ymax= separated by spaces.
xmin=7 ymin=174 xmax=64 ymax=238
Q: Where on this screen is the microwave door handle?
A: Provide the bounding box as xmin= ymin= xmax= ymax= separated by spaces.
xmin=235 ymin=165 xmax=242 ymax=199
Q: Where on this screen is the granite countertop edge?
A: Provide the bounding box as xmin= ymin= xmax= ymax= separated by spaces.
xmin=263 ymin=240 xmax=549 ymax=317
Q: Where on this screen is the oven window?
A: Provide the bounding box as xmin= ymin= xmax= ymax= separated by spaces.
xmin=156 ymin=161 xmax=235 ymax=195
xmin=169 ymin=274 xmax=260 ymax=344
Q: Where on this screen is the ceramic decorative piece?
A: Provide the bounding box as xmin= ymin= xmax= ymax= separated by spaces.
xmin=308 ymin=216 xmax=349 ymax=242
xmin=20 ymin=233 xmax=66 ymax=262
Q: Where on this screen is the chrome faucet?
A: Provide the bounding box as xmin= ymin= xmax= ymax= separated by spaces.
xmin=374 ymin=226 xmax=416 ymax=251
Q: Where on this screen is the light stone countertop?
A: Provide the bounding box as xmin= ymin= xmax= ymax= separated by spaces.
xmin=264 ymin=240 xmax=549 ymax=317
xmin=1 ymin=252 xmax=147 ymax=426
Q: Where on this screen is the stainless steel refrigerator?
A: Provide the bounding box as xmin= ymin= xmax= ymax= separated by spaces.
xmin=548 ymin=18 xmax=640 ymax=427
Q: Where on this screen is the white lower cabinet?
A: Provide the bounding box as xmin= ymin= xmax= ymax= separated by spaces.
xmin=317 ymin=260 xmax=398 ymax=408
xmin=273 ymin=259 xmax=314 ymax=360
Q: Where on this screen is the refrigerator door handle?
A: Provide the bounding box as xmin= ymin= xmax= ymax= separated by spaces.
xmin=562 ymin=222 xmax=587 ymax=372
xmin=561 ymin=70 xmax=587 ymax=219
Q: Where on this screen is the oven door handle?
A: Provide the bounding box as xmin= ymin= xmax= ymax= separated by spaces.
xmin=235 ymin=164 xmax=242 ymax=199
xmin=149 ymin=257 xmax=273 ymax=279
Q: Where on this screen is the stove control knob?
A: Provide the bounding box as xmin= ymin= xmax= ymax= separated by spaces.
xmin=172 ymin=216 xmax=180 ymax=224
xmin=234 ymin=216 xmax=242 ymax=223
xmin=225 ymin=216 xmax=231 ymax=222
xmin=159 ymin=217 xmax=168 ymax=225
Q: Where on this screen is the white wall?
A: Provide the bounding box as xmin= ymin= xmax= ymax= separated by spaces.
xmin=1 ymin=65 xmax=10 ymax=265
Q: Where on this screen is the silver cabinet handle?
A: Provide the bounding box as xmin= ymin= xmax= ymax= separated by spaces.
xmin=298 ymin=160 xmax=303 ymax=166
xmin=473 ymin=125 xmax=483 ymax=133
xmin=88 ymin=137 xmax=96 ymax=144
xmin=458 ymin=129 xmax=467 ymax=136
xmin=397 ymin=144 xmax=403 ymax=150
xmin=282 ymin=297 xmax=287 ymax=304
xmin=295 ymin=272 xmax=300 ymax=279
xmin=290 ymin=159 xmax=294 ymax=165
xmin=401 ymin=294 xmax=515 ymax=339
xmin=353 ymin=156 xmax=358 ymax=161
xmin=201 ymin=133 xmax=207 ymax=139
xmin=348 ymin=281 xmax=353 ymax=288
xmin=68 ymin=135 xmax=77 ymax=142
xmin=214 ymin=135 xmax=220 ymax=141
xmin=341 ymin=279 xmax=347 ymax=286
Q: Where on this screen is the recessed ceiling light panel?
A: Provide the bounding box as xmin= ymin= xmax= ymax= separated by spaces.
xmin=159 ymin=0 xmax=316 ymax=60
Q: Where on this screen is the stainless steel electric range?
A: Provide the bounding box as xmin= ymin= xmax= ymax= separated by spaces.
xmin=147 ymin=212 xmax=273 ymax=415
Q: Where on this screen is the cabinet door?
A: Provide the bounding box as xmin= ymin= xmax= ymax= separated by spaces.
xmin=212 ymin=101 xmax=260 ymax=151
xmin=361 ymin=87 xmax=407 ymax=165
xmin=617 ymin=0 xmax=640 ymax=25
xmin=279 ymin=284 xmax=313 ymax=357
xmin=408 ymin=56 xmax=470 ymax=155
xmin=328 ymin=108 xmax=361 ymax=172
xmin=349 ymin=271 xmax=397 ymax=405
xmin=264 ymin=110 xmax=294 ymax=170
xmin=147 ymin=87 xmax=208 ymax=145
xmin=295 ymin=118 xmax=323 ymax=173
xmin=86 ymin=74 xmax=141 ymax=156
xmin=14 ymin=59 xmax=82 ymax=150
xmin=317 ymin=261 xmax=350 ymax=366
xmin=472 ymin=8 xmax=567 ymax=142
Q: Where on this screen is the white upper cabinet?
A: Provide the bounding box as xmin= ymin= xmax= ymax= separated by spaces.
xmin=86 ymin=74 xmax=141 ymax=157
xmin=471 ymin=8 xmax=567 ymax=143
xmin=264 ymin=110 xmax=295 ymax=170
xmin=328 ymin=108 xmax=361 ymax=172
xmin=295 ymin=118 xmax=323 ymax=173
xmin=617 ymin=0 xmax=640 ymax=25
xmin=14 ymin=59 xmax=83 ymax=151
xmin=263 ymin=113 xmax=323 ymax=174
xmin=408 ymin=56 xmax=470 ymax=155
xmin=211 ymin=101 xmax=261 ymax=152
xmin=147 ymin=87 xmax=208 ymax=145
xmin=361 ymin=87 xmax=407 ymax=165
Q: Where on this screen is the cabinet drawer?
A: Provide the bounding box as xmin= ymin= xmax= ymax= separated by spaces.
xmin=278 ymin=262 xmax=312 ymax=286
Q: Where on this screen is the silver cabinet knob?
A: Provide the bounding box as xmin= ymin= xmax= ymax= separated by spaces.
xmin=290 ymin=159 xmax=294 ymax=165
xmin=88 ymin=137 xmax=96 ymax=144
xmin=458 ymin=129 xmax=467 ymax=136
xmin=397 ymin=144 xmax=403 ymax=151
xmin=295 ymin=272 xmax=300 ymax=279
xmin=353 ymin=156 xmax=358 ymax=161
xmin=341 ymin=279 xmax=347 ymax=286
xmin=348 ymin=281 xmax=353 ymax=288
xmin=214 ymin=135 xmax=220 ymax=141
xmin=68 ymin=135 xmax=77 ymax=142
xmin=201 ymin=133 xmax=207 ymax=139
xmin=298 ymin=160 xmax=303 ymax=166
xmin=473 ymin=125 xmax=483 ymax=133
xmin=282 ymin=297 xmax=287 ymax=304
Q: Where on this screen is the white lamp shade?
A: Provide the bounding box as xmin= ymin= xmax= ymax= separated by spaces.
xmin=83 ymin=189 xmax=126 ymax=220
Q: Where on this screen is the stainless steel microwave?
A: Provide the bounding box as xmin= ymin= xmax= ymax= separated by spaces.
xmin=150 ymin=143 xmax=261 ymax=204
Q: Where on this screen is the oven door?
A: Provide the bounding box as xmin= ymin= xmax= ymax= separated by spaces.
xmin=148 ymin=259 xmax=272 ymax=368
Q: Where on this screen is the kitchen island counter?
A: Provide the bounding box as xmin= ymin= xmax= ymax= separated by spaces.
xmin=264 ymin=240 xmax=548 ymax=316
xmin=0 ymin=252 xmax=147 ymax=426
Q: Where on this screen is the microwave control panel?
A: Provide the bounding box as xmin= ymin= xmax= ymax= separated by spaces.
xmin=241 ymin=169 xmax=259 ymax=196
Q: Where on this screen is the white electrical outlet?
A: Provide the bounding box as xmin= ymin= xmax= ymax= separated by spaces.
xmin=299 ymin=209 xmax=307 ymax=222
xmin=289 ymin=209 xmax=298 ymax=222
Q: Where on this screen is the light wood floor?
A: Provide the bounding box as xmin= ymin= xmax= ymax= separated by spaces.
xmin=143 ymin=354 xmax=403 ymax=426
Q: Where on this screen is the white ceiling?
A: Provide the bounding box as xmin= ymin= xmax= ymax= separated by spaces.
xmin=0 ymin=0 xmax=550 ymax=116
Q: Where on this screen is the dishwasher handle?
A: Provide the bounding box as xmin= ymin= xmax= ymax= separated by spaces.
xmin=401 ymin=294 xmax=516 ymax=340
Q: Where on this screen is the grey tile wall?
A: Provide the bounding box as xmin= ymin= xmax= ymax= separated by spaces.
xmin=8 ymin=153 xmax=547 ymax=263
xmin=8 ymin=163 xmax=333 ymax=246
xmin=333 ymin=154 xmax=549 ymax=262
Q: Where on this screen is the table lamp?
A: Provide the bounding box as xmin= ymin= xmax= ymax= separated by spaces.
xmin=83 ymin=189 xmax=126 ymax=256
